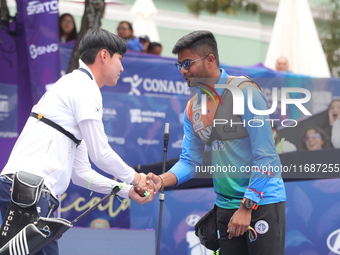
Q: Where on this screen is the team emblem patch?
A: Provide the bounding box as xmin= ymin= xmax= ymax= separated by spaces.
xmin=193 ymin=111 xmax=201 ymax=122
xmin=192 ymin=100 xmax=201 ymax=111
xmin=255 ymin=220 xmax=269 ymax=234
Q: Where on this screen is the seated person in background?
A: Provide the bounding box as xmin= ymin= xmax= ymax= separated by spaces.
xmin=301 ymin=126 xmax=330 ymax=151
xmin=116 ymin=21 xmax=149 ymax=52
xmin=275 ymin=56 xmax=290 ymax=72
xmin=59 ymin=13 xmax=77 ymax=42
xmin=321 ymin=99 xmax=340 ymax=147
xmin=139 ymin=35 xmax=150 ymax=53
xmin=116 ymin=21 xmax=135 ymax=40
xmin=147 ymin=42 xmax=162 ymax=55
xmin=272 ymin=124 xmax=297 ymax=153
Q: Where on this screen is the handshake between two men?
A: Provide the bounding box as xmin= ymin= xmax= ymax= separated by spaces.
xmin=129 ymin=172 xmax=168 ymax=204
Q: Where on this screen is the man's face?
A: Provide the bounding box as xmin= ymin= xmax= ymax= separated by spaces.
xmin=276 ymin=58 xmax=289 ymax=72
xmin=177 ymin=49 xmax=209 ymax=87
xmin=104 ymin=53 xmax=124 ymax=87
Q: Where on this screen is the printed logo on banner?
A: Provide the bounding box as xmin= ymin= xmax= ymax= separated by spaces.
xmin=103 ymin=108 xmax=117 ymax=121
xmin=137 ymin=138 xmax=159 ymax=146
xmin=186 ymin=214 xmax=201 ymax=226
xmin=124 ymin=75 xmax=142 ymax=96
xmin=107 ymin=136 xmax=125 ymax=145
xmin=29 ymin=43 xmax=59 ymax=59
xmin=327 ymin=229 xmax=340 ymax=254
xmin=0 ymin=86 xmax=18 ymax=138
xmin=185 ymin=214 xmax=211 ymax=255
xmin=123 ymin=74 xmax=190 ymax=96
xmin=27 ymin=0 xmax=58 ymax=15
xmin=129 ymin=108 xmax=166 ymax=123
xmin=0 ymin=99 xmax=9 ymax=113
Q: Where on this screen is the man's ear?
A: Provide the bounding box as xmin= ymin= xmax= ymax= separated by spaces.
xmin=99 ymin=49 xmax=107 ymax=61
xmin=206 ymin=54 xmax=216 ymax=67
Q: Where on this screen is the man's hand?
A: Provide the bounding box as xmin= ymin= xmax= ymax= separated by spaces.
xmin=134 ymin=173 xmax=157 ymax=197
xmin=129 ymin=186 xmax=154 ymax=204
xmin=146 ymin=172 xmax=163 ymax=193
xmin=227 ymin=205 xmax=252 ymax=239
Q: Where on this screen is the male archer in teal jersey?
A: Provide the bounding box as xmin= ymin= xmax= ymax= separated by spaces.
xmin=146 ymin=30 xmax=286 ymax=255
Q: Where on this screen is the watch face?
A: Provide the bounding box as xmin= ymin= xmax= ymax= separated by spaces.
xmin=244 ymin=199 xmax=255 ymax=209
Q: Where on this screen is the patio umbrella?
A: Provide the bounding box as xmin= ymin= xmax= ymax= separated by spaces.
xmin=130 ymin=0 xmax=160 ymax=42
xmin=264 ymin=0 xmax=330 ymax=77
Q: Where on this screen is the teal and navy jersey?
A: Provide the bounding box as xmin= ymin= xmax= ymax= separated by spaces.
xmin=169 ymin=69 xmax=286 ymax=209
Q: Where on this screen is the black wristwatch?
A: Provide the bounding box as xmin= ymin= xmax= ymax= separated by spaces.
xmin=242 ymin=198 xmax=258 ymax=210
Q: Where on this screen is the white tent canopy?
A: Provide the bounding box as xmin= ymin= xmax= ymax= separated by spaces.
xmin=130 ymin=0 xmax=160 ymax=42
xmin=264 ymin=0 xmax=330 ymax=78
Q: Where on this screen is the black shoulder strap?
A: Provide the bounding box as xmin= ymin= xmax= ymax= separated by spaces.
xmin=78 ymin=68 xmax=93 ymax=80
xmin=30 ymin=112 xmax=81 ymax=147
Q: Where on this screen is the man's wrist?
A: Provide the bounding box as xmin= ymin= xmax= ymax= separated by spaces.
xmin=158 ymin=175 xmax=165 ymax=188
xmin=132 ymin=173 xmax=141 ymax=186
xmin=242 ymin=198 xmax=258 ymax=210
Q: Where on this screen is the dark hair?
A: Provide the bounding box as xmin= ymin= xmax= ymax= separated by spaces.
xmin=147 ymin=42 xmax=162 ymax=52
xmin=322 ymin=99 xmax=340 ymax=128
xmin=117 ymin=21 xmax=133 ymax=31
xmin=59 ymin=13 xmax=77 ymax=42
xmin=301 ymin=126 xmax=330 ymax=150
xmin=79 ymin=28 xmax=127 ymax=64
xmin=172 ymin=30 xmax=219 ymax=65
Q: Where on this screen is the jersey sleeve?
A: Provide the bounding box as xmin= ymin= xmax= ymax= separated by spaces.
xmin=241 ymin=86 xmax=282 ymax=204
xmin=169 ymin=109 xmax=206 ymax=186
xmin=78 ymin=119 xmax=135 ymax=184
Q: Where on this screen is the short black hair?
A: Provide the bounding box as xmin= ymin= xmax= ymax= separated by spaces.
xmin=172 ymin=30 xmax=219 ymax=65
xmin=79 ymin=28 xmax=126 ymax=64
xmin=147 ymin=42 xmax=162 ymax=51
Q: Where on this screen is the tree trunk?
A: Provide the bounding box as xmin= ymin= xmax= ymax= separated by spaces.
xmin=67 ymin=0 xmax=105 ymax=73
xmin=0 ymin=0 xmax=10 ymax=22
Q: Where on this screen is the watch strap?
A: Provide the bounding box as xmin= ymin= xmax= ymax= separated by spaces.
xmin=242 ymin=198 xmax=258 ymax=210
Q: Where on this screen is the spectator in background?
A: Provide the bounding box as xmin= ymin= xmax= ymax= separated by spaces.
xmin=301 ymin=126 xmax=330 ymax=151
xmin=139 ymin=35 xmax=150 ymax=53
xmin=147 ymin=42 xmax=162 ymax=55
xmin=275 ymin=56 xmax=290 ymax=72
xmin=117 ymin=21 xmax=134 ymax=40
xmin=59 ymin=13 xmax=77 ymax=42
xmin=272 ymin=124 xmax=297 ymax=153
xmin=116 ymin=21 xmax=149 ymax=52
xmin=322 ymin=99 xmax=340 ymax=147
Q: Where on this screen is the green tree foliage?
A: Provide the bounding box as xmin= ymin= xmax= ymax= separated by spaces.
xmin=187 ymin=0 xmax=259 ymax=16
xmin=320 ymin=0 xmax=340 ymax=77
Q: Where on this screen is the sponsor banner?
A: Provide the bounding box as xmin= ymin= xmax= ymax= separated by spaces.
xmin=100 ymin=92 xmax=187 ymax=167
xmin=59 ymin=186 xmax=131 ymax=229
xmin=0 ymin=28 xmax=18 ymax=138
xmin=0 ymin=84 xmax=18 ymax=137
xmin=18 ymin=0 xmax=60 ymax=102
xmin=131 ymin=179 xmax=340 ymax=255
xmin=100 ymin=53 xmax=193 ymax=99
